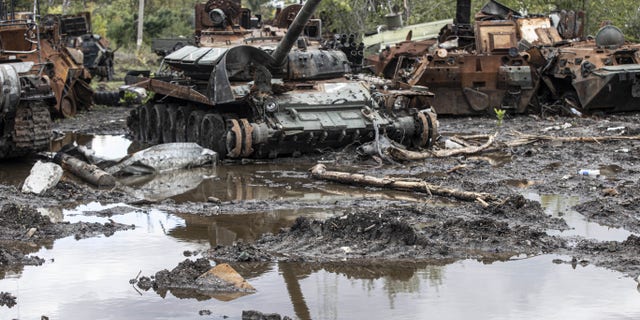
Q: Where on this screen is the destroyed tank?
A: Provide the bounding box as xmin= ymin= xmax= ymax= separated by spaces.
xmin=127 ymin=0 xmax=437 ymax=159
xmin=0 ymin=3 xmax=56 ymax=158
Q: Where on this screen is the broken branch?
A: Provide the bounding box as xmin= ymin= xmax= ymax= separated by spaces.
xmin=309 ymin=164 xmax=495 ymax=202
xmin=389 ymin=133 xmax=498 ymax=161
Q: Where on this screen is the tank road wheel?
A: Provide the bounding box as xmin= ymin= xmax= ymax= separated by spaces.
xmin=226 ymin=118 xmax=254 ymax=158
xmin=60 ymin=96 xmax=77 ymax=118
xmin=149 ymin=104 xmax=166 ymax=144
xmin=174 ymin=106 xmax=194 ymax=142
xmin=200 ymin=113 xmax=227 ymax=157
xmin=162 ymin=105 xmax=178 ymax=143
xmin=412 ymin=111 xmax=438 ymax=149
xmin=186 ymin=110 xmax=206 ymax=143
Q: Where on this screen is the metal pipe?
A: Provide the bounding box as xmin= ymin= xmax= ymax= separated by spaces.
xmin=270 ymin=0 xmax=322 ymax=66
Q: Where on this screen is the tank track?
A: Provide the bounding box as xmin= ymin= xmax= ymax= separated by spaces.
xmin=129 ymin=102 xmax=436 ymax=159
xmin=0 ymin=101 xmax=52 ymax=158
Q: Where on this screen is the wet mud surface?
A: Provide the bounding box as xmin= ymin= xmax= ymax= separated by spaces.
xmin=3 ymin=106 xmax=640 ymax=316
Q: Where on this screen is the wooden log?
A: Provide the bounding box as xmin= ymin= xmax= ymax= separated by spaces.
xmin=309 ymin=164 xmax=494 ymax=203
xmin=389 ymin=133 xmax=498 ymax=161
xmin=53 ymin=152 xmax=117 ymax=188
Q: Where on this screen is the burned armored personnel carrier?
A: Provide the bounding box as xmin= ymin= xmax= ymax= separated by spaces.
xmin=59 ymin=12 xmax=115 ymax=81
xmin=0 ymin=3 xmax=94 ymax=118
xmin=403 ymin=0 xmax=540 ymax=115
xmin=127 ymin=0 xmax=437 ymax=159
xmin=531 ymin=24 xmax=640 ymax=113
xmin=0 ymin=3 xmax=55 ymax=158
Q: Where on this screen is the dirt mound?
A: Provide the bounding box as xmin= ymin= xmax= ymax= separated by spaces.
xmin=0 ymin=292 xmax=16 ymax=308
xmin=209 ymin=242 xmax=273 ymax=262
xmin=209 ymin=205 xmax=566 ymax=263
xmin=289 ymin=208 xmax=423 ymax=246
xmin=574 ymin=192 xmax=640 ymax=233
xmin=573 ymin=235 xmax=640 ymax=277
xmin=153 ymin=258 xmax=212 ymax=290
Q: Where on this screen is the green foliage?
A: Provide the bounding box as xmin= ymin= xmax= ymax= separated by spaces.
xmin=119 ymin=90 xmax=138 ymax=106
xmin=33 ymin=0 xmax=640 ymax=47
xmin=494 ymin=108 xmax=506 ymax=126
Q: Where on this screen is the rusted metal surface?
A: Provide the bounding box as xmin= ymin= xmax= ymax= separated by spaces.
xmin=534 ymin=37 xmax=640 ymax=112
xmin=368 ymin=0 xmax=640 ymax=115
xmin=0 ymin=4 xmax=57 ymax=159
xmin=0 ymin=11 xmax=94 ymax=118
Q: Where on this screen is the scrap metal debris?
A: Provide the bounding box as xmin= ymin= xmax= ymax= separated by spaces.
xmin=105 ymin=143 xmax=218 ymax=175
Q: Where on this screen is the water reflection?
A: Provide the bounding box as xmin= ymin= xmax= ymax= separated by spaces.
xmin=51 ymin=133 xmax=131 ymax=161
xmin=2 ymin=203 xmax=640 ymax=319
xmin=170 ymin=208 xmax=332 ymax=246
xmin=523 ymin=192 xmax=633 ymax=241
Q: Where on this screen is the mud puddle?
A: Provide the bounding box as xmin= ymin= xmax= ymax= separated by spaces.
xmin=0 ymin=133 xmax=133 ymax=188
xmin=523 ymin=192 xmax=634 ymax=242
xmin=1 ymin=201 xmax=638 ymax=320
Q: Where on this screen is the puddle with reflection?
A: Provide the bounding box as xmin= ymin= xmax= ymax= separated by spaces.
xmin=0 ymin=133 xmax=134 ymax=187
xmin=523 ymin=192 xmax=634 ymax=242
xmin=1 ymin=203 xmax=639 ymax=320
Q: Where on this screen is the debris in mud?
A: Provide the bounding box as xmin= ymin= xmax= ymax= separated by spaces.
xmin=242 ymin=310 xmax=292 ymax=320
xmin=53 ymin=152 xmax=116 ymax=187
xmin=0 ymin=292 xmax=16 ymax=308
xmin=196 ymin=263 xmax=255 ymax=292
xmin=139 ymin=258 xmax=255 ymax=300
xmin=309 ymin=164 xmax=495 ymax=203
xmin=21 ymin=161 xmax=63 ymax=195
xmin=105 ymin=143 xmax=217 ymax=175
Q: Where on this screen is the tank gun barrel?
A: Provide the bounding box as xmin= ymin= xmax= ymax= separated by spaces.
xmin=270 ymin=0 xmax=322 ymax=66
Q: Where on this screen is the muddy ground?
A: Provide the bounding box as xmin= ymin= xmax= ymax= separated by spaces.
xmin=2 ymin=106 xmax=640 ymax=308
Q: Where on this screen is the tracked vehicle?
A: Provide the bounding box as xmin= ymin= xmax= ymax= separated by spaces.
xmin=0 ymin=2 xmax=55 ymax=158
xmin=127 ymin=0 xmax=437 ymax=159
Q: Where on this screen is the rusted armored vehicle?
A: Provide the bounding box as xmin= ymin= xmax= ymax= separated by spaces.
xmin=0 ymin=4 xmax=93 ymax=118
xmin=0 ymin=3 xmax=55 ymax=158
xmin=126 ymin=0 xmax=437 ymax=159
xmin=402 ymin=0 xmax=540 ymax=115
xmin=59 ymin=12 xmax=115 ymax=81
xmin=531 ymin=24 xmax=640 ymax=113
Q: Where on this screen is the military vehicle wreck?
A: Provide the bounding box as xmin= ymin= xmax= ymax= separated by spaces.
xmin=58 ymin=12 xmax=115 ymax=81
xmin=126 ymin=0 xmax=438 ymax=159
xmin=530 ymin=25 xmax=640 ymax=113
xmin=369 ymin=0 xmax=640 ymax=115
xmin=0 ymin=2 xmax=94 ymax=119
xmin=0 ymin=2 xmax=55 ymax=158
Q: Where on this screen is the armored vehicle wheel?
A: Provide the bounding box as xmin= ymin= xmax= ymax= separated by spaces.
xmin=162 ymin=105 xmax=177 ymax=143
xmin=200 ymin=113 xmax=227 ymax=157
xmin=60 ymin=96 xmax=77 ymax=118
xmin=186 ymin=110 xmax=206 ymax=143
xmin=149 ymin=104 xmax=166 ymax=144
xmin=411 ymin=111 xmax=438 ymax=148
xmin=175 ymin=106 xmax=194 ymax=142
